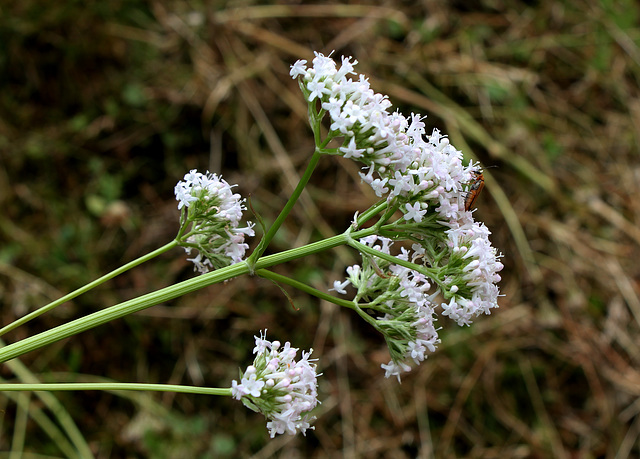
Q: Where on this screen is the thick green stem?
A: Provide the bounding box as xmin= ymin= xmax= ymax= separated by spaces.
xmin=0 ymin=227 xmax=379 ymax=364
xmin=0 ymin=262 xmax=245 ymax=364
xmin=0 ymin=240 xmax=179 ymax=338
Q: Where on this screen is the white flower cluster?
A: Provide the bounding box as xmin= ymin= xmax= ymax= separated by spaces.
xmin=441 ymin=217 xmax=504 ymax=326
xmin=333 ymin=236 xmax=441 ymax=381
xmin=174 ymin=170 xmax=254 ymax=272
xmin=294 ymin=53 xmax=503 ymax=380
xmin=290 ymin=52 xmax=477 ymax=224
xmin=231 ymin=331 xmax=319 ymax=438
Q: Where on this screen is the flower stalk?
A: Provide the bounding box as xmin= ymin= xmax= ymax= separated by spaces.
xmin=0 ymin=240 xmax=179 ymax=338
xmin=0 ymin=383 xmax=231 ymax=396
xmin=0 ymin=226 xmax=379 ymax=364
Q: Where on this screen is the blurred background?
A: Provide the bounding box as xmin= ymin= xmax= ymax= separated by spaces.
xmin=1 ymin=1 xmax=639 ymax=457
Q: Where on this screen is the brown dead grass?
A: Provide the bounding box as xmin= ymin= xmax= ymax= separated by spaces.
xmin=1 ymin=1 xmax=639 ymax=457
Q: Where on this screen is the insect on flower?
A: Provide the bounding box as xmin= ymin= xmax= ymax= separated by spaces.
xmin=464 ymin=171 xmax=485 ymax=211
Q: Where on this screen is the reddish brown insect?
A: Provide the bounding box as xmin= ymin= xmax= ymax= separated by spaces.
xmin=464 ymin=171 xmax=485 ymax=211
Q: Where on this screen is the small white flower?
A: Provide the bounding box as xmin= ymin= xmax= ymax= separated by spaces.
xmin=369 ymin=177 xmax=389 ymax=197
xmin=381 ymin=360 xmax=412 ymax=382
xmin=403 ymin=202 xmax=427 ymax=223
xmin=321 ymin=97 xmax=344 ymax=118
xmin=339 ymin=137 xmax=366 ymax=159
xmin=311 ymin=51 xmax=337 ymax=77
xmin=289 ymin=59 xmax=307 ymax=78
xmin=241 ymin=372 xmax=265 ymax=397
xmin=330 ymin=279 xmax=350 ymax=295
xmin=306 ymin=79 xmax=329 ymax=102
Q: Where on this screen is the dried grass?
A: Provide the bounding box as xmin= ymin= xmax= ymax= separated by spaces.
xmin=1 ymin=1 xmax=639 ymax=457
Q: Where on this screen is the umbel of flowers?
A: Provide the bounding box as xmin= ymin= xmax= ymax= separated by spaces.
xmin=232 ymin=331 xmax=319 ymax=437
xmin=291 ymin=52 xmax=503 ymax=381
xmin=174 ymin=170 xmax=255 ymax=273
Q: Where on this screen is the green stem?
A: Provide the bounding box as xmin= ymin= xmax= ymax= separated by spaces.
xmin=0 ymin=240 xmax=179 ymax=338
xmin=0 ymin=263 xmax=245 ymax=364
xmin=0 ymin=227 xmax=379 ymax=364
xmin=355 ymin=200 xmax=389 ymax=227
xmin=348 ymin=238 xmax=443 ymax=284
xmin=255 ymin=269 xmax=358 ymax=311
xmin=0 ymin=383 xmax=231 ymax=396
xmin=246 ymin=149 xmax=323 ymax=269
xmin=257 ymin=268 xmax=380 ymax=329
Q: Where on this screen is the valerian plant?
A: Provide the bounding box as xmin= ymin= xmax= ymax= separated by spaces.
xmin=0 ymin=52 xmax=502 ymax=438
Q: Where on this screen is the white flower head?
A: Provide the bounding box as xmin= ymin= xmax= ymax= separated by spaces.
xmin=335 ymin=229 xmax=500 ymax=381
xmin=174 ymin=170 xmax=255 ymax=272
xmin=440 ymin=220 xmax=504 ymax=325
xmin=292 ymin=54 xmax=485 ymax=226
xmin=334 ymin=236 xmax=443 ymax=381
xmin=231 ymin=330 xmax=320 ymax=438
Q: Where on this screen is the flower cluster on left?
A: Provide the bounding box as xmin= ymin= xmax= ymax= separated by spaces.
xmin=174 ymin=169 xmax=255 ymax=273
